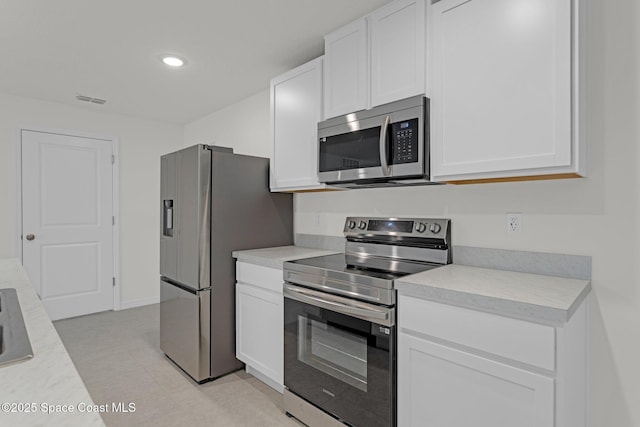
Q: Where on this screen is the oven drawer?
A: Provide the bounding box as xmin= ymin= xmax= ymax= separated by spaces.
xmin=398 ymin=295 xmax=555 ymax=371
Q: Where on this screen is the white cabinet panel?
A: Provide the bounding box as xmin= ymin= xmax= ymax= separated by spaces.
xmin=399 ymin=295 xmax=555 ymax=370
xmin=236 ymin=262 xmax=283 ymax=293
xmin=430 ymin=0 xmax=584 ymax=182
xmin=370 ymin=0 xmax=425 ymax=107
xmin=398 ymin=293 xmax=587 ymax=427
xmin=270 ymin=57 xmax=327 ymax=191
xmin=235 ymin=262 xmax=284 ymax=391
xmin=323 ymin=19 xmax=368 ymax=119
xmin=323 ymin=0 xmax=427 ymax=119
xmin=398 ymin=333 xmax=554 ymax=427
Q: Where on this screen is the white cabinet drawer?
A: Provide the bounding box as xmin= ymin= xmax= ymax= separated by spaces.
xmin=398 ymin=295 xmax=555 ymax=371
xmin=398 ymin=333 xmax=555 ymax=427
xmin=236 ymin=262 xmax=283 ymax=294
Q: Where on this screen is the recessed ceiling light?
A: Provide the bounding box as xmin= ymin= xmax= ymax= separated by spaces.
xmin=161 ymin=56 xmax=185 ymax=67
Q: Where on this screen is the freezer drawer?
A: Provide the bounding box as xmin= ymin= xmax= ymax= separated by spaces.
xmin=160 ymin=279 xmax=211 ymax=382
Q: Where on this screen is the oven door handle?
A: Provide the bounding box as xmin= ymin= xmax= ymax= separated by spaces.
xmin=284 ymin=283 xmax=394 ymax=327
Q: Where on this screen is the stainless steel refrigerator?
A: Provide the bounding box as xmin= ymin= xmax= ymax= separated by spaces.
xmin=159 ymin=145 xmax=293 ymax=383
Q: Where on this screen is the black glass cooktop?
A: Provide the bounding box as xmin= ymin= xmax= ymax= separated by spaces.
xmin=288 ymin=253 xmax=441 ymax=280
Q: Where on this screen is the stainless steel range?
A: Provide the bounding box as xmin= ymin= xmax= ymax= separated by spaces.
xmin=283 ymin=217 xmax=452 ymax=427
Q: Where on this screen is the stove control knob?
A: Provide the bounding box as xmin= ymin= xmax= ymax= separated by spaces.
xmin=429 ymin=223 xmax=442 ymax=234
xmin=358 ymin=221 xmax=367 ymax=230
xmin=416 ymin=222 xmax=427 ymax=233
xmin=347 ymin=220 xmax=356 ymax=230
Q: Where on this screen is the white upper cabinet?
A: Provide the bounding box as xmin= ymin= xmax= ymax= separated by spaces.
xmin=323 ymin=19 xmax=369 ymax=120
xmin=270 ymin=57 xmax=328 ymax=192
xmin=429 ymin=0 xmax=586 ymax=183
xmin=370 ymin=0 xmax=426 ymax=107
xmin=323 ymin=0 xmax=427 ymax=120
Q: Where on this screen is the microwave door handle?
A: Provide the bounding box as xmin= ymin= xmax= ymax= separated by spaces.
xmin=379 ymin=115 xmax=391 ymax=176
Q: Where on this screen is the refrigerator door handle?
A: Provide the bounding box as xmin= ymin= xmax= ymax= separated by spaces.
xmin=163 ymin=200 xmax=174 ymax=237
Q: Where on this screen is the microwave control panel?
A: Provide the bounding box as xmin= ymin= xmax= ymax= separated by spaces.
xmin=390 ymin=118 xmax=419 ymax=164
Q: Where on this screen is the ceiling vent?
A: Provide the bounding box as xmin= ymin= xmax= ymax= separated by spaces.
xmin=76 ymin=94 xmax=107 ymax=105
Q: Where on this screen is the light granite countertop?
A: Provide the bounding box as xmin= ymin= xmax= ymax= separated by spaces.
xmin=233 ymin=245 xmax=591 ymax=325
xmin=396 ymin=264 xmax=591 ymax=325
xmin=0 ymin=259 xmax=104 ymax=426
xmin=232 ymin=246 xmax=340 ymax=269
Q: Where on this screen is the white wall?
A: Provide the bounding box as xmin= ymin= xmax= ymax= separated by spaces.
xmin=183 ymin=1 xmax=640 ymax=424
xmin=0 ymin=93 xmax=183 ymax=307
xmin=183 ymin=90 xmax=270 ymax=157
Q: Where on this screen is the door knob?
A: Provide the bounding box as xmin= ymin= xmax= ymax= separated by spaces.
xmin=26 ymin=234 xmax=35 ymax=241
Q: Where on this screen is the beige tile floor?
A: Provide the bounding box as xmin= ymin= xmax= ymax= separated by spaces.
xmin=54 ymin=304 xmax=301 ymax=427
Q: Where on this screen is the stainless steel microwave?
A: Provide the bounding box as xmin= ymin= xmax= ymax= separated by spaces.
xmin=318 ymin=95 xmax=432 ymax=188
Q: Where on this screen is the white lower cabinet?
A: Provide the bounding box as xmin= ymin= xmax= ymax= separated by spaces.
xmin=399 ymin=334 xmax=554 ymax=427
xmin=235 ymin=262 xmax=284 ymax=392
xmin=398 ymin=295 xmax=587 ymax=427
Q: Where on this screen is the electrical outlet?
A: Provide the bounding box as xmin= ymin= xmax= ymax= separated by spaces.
xmin=506 ymin=213 xmax=522 ymax=234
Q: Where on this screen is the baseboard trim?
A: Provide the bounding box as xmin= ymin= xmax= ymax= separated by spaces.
xmin=119 ymin=296 xmax=160 ymax=310
xmin=246 ymin=365 xmax=284 ymax=393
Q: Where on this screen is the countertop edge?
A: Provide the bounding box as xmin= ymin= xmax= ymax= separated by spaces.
xmin=0 ymin=258 xmax=105 ymax=426
xmin=233 ymin=247 xmax=592 ymax=325
xmin=233 ymin=246 xmax=341 ymax=269
xmin=396 ymin=265 xmax=592 ymax=325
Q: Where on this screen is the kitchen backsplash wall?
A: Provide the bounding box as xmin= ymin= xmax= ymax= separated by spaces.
xmin=295 ymin=179 xmax=599 ymax=255
xmin=294 ymin=233 xmax=592 ymax=281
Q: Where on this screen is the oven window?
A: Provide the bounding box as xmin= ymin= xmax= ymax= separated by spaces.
xmin=298 ymin=317 xmax=368 ymax=392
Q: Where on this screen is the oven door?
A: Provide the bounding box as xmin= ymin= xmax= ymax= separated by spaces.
xmin=284 ymin=283 xmax=396 ymax=427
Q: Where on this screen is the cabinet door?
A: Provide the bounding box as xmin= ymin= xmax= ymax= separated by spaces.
xmin=323 ymin=19 xmax=368 ymax=119
xmin=236 ymin=282 xmax=283 ymax=388
xmin=370 ymin=0 xmax=426 ymax=107
xmin=270 ymin=57 xmax=326 ymax=192
xmin=398 ymin=333 xmax=555 ymax=427
xmin=430 ymin=0 xmax=579 ymax=182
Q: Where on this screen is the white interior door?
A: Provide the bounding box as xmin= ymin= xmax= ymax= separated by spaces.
xmin=21 ymin=129 xmax=115 ymax=321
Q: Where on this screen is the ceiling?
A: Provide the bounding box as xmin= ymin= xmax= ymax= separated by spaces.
xmin=0 ymin=0 xmax=389 ymax=124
